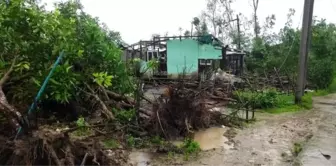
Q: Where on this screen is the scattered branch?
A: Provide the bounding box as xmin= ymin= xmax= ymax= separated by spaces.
xmin=84 ymin=83 xmax=115 ymax=120
xmin=0 ymin=56 xmax=17 ymax=87
xmin=80 ymin=153 xmax=89 ymax=166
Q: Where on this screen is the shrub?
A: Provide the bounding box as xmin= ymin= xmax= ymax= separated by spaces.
xmin=113 ymin=108 xmax=136 ymax=123
xmin=181 ymin=138 xmax=201 ymax=160
xmin=233 ymin=88 xmax=281 ymax=109
xmin=308 ymin=58 xmax=334 ymax=89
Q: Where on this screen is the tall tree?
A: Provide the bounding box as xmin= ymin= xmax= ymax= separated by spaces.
xmin=191 ymin=17 xmax=200 ymax=36
xmin=251 ymin=0 xmax=260 ymax=38
xmin=184 ymin=30 xmax=191 ymax=37
xmin=218 ymin=0 xmax=237 ymax=43
xmin=203 ymin=0 xmax=221 ymax=37
xmin=199 ymin=21 xmax=209 ymax=35
xmin=261 ymin=14 xmax=276 ymax=44
xmin=285 ymin=8 xmax=296 ymax=27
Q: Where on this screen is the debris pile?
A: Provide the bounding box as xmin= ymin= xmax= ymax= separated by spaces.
xmin=241 ymin=70 xmax=295 ymax=93
xmin=0 ymin=83 xmax=138 ymax=166
xmin=145 ymin=79 xmax=238 ymax=139
xmin=0 ymin=71 xmax=248 ymax=165
xmin=0 ymin=126 xmax=129 ymax=166
xmin=210 ymin=68 xmax=244 ymax=85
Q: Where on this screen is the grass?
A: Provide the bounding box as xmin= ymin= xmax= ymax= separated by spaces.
xmin=261 ymin=93 xmax=313 ymax=114
xmin=266 ymin=76 xmax=336 ymax=114
xmin=180 ymin=138 xmax=201 ymax=161
xmin=233 ymin=88 xmax=314 ymax=114
xmin=310 ymin=76 xmax=336 ymax=96
xmin=292 ymin=142 xmax=303 ymax=157
xmin=267 ymin=76 xmax=336 ymax=114
xmin=103 ymin=139 xmax=120 ymax=149
xmin=126 ymin=135 xmax=136 ymax=147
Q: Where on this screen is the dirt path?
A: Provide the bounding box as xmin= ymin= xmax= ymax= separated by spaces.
xmin=183 ymin=110 xmax=319 ymax=166
xmin=299 ymin=94 xmax=336 ymax=166
xmin=130 ymin=94 xmax=336 ymax=166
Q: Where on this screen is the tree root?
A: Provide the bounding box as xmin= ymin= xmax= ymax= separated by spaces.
xmin=0 ymin=127 xmax=129 ymax=166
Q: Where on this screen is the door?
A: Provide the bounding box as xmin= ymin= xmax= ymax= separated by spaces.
xmin=198 ymin=59 xmax=213 ymax=81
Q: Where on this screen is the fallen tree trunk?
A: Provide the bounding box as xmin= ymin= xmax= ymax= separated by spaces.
xmin=0 ymin=56 xmax=27 ymax=132
xmin=85 ymin=83 xmax=115 ymax=120
xmin=106 ymin=90 xmax=135 ymax=105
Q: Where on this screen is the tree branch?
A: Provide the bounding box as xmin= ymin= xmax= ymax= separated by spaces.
xmin=84 ymin=83 xmax=115 ymax=120
xmin=0 ymin=56 xmax=17 ymax=87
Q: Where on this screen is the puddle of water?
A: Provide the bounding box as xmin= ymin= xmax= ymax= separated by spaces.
xmin=193 ymin=127 xmax=231 ymax=151
xmin=128 ymin=151 xmax=152 ymax=166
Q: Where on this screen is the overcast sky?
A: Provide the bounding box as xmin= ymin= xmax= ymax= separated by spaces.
xmin=46 ymin=0 xmax=336 ymax=44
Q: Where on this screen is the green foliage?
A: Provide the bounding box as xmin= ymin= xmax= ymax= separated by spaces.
xmin=234 ymin=88 xmax=314 ymax=114
xmin=327 ymin=76 xmax=336 ymax=93
xmin=76 ymin=116 xmax=86 ymax=128
xmin=46 ymin=61 xmax=79 ymax=103
xmin=74 ymin=116 xmax=90 ymax=136
xmin=150 ymin=135 xmax=164 ymax=145
xmin=112 ymin=108 xmax=136 ymax=123
xmin=292 ymin=142 xmax=303 ymax=156
xmin=14 ymin=61 xmax=30 ymax=73
xmin=263 ymin=94 xmax=312 ymax=114
xmin=167 ymin=151 xmax=175 ymax=160
xmin=126 ymin=135 xmax=136 ymax=147
xmin=103 ymin=139 xmax=119 ymax=149
xmin=181 ymin=138 xmax=201 ymax=161
xmin=301 ymin=93 xmax=313 ymax=110
xmin=308 ymin=58 xmax=334 ymax=89
xmin=147 ymin=59 xmax=159 ymax=70
xmin=233 ymin=88 xmax=282 ymax=109
xmin=0 ymin=0 xmax=132 ymax=106
xmin=247 ymin=17 xmax=336 ymax=92
xmin=93 ymin=72 xmax=113 ymax=88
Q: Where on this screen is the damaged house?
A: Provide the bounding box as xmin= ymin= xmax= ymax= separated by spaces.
xmin=121 ymin=34 xmax=245 ymax=79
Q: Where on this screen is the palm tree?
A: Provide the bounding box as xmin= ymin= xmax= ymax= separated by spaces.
xmin=191 ymin=17 xmax=200 ymax=36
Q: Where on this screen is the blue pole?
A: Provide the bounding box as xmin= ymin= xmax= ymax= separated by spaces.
xmin=15 ymin=51 xmax=65 ymax=139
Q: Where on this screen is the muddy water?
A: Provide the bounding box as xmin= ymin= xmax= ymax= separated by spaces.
xmin=193 ymin=127 xmax=231 ymax=151
xmin=128 ymin=127 xmax=231 ymax=166
xmin=128 ymin=151 xmax=152 ymax=166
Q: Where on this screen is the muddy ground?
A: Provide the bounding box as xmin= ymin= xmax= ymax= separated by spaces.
xmin=129 ymin=94 xmax=336 ymax=166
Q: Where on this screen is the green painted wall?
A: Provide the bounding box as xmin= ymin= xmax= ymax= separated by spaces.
xmin=166 ymin=39 xmax=222 ymax=75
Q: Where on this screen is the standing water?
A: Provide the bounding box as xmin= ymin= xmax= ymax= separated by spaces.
xmin=128 ymin=151 xmax=152 ymax=166
xmin=193 ymin=127 xmax=232 ymax=151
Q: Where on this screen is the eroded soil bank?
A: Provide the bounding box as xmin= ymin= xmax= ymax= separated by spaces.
xmin=129 ymin=94 xmax=336 ymax=166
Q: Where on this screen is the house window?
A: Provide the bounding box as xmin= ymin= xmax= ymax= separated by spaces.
xmin=200 ymin=59 xmax=212 ymax=65
xmin=147 ymin=50 xmax=159 ymax=61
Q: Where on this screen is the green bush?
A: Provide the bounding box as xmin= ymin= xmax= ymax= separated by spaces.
xmin=126 ymin=135 xmax=135 ymax=147
xmin=234 ymin=88 xmax=314 ymax=113
xmin=112 ymin=108 xmax=136 ymax=123
xmin=326 ymin=75 xmax=336 ymax=93
xmin=233 ymin=88 xmax=281 ymax=109
xmin=0 ymin=0 xmax=133 ymax=106
xmin=181 ymin=138 xmax=201 ymax=161
xmin=103 ymin=139 xmax=119 ymax=149
xmin=308 ymin=58 xmax=334 ymax=89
